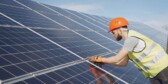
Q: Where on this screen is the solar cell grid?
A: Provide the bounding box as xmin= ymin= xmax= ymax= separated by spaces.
xmin=42 ymin=12 xmax=88 ymax=30
xmin=0 ymin=26 xmax=80 ymax=81
xmin=85 ymin=14 xmax=109 ymax=25
xmin=0 ymin=15 xmax=19 ymax=25
xmin=77 ymin=31 xmax=122 ymax=50
xmin=69 ymin=11 xmax=108 ymax=30
xmin=16 ymin=0 xmax=55 ymax=13
xmin=0 ymin=5 xmax=64 ymax=28
xmin=0 ymin=0 xmax=159 ymax=84
xmin=44 ymin=4 xmax=106 ymax=32
xmin=12 ymin=0 xmax=123 ymax=57
xmin=45 ymin=6 xmax=124 ymax=48
xmin=13 ymin=0 xmax=90 ymax=31
xmin=13 ymin=62 xmax=122 ymax=84
xmin=33 ymin=29 xmax=109 ymax=58
xmin=0 ymin=0 xmax=24 ymax=8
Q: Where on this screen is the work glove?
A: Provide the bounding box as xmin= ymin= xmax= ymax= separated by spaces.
xmin=89 ymin=56 xmax=105 ymax=63
xmin=88 ymin=62 xmax=103 ymax=68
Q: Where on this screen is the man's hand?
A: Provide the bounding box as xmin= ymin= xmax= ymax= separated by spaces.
xmin=89 ymin=56 xmax=105 ymax=62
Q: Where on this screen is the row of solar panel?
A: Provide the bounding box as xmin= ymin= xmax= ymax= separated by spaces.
xmin=0 ymin=0 xmax=154 ymax=84
xmin=0 ymin=0 xmax=123 ymax=84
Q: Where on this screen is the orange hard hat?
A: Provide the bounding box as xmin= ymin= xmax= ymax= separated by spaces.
xmin=109 ymin=17 xmax=128 ymax=32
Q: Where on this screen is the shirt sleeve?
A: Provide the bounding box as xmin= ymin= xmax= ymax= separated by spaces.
xmin=123 ymin=37 xmax=139 ymax=51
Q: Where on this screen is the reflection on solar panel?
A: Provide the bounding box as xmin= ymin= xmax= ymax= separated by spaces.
xmin=0 ymin=0 xmax=166 ymax=84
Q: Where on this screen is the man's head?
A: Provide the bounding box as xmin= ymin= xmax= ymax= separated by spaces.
xmin=109 ymin=17 xmax=128 ymax=41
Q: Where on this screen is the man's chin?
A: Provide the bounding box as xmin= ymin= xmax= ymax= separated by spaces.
xmin=116 ymin=39 xmax=121 ymax=41
xmin=116 ymin=37 xmax=122 ymax=41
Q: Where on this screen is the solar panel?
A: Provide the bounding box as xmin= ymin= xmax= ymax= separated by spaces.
xmin=0 ymin=3 xmax=64 ymax=29
xmin=1 ymin=0 xmax=166 ymax=84
xmin=0 ymin=14 xmax=19 ymax=25
xmin=44 ymin=5 xmax=107 ymax=32
xmin=15 ymin=62 xmax=96 ymax=84
xmin=0 ymin=0 xmax=24 ymax=8
xmin=0 ymin=25 xmax=81 ymax=78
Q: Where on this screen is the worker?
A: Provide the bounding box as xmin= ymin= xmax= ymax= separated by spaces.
xmin=89 ymin=17 xmax=168 ymax=84
xmin=88 ymin=62 xmax=115 ymax=84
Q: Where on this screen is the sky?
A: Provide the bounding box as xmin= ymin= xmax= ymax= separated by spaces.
xmin=33 ymin=0 xmax=168 ymax=29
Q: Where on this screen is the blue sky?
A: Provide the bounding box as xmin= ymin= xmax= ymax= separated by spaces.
xmin=33 ymin=0 xmax=168 ymax=29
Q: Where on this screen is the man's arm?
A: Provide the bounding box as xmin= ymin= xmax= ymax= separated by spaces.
xmin=110 ymin=56 xmax=129 ymax=66
xmin=104 ymin=47 xmax=129 ymax=66
xmin=89 ymin=37 xmax=139 ymax=66
xmin=89 ymin=48 xmax=129 ymax=66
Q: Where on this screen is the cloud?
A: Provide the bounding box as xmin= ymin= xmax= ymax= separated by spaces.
xmin=56 ymin=3 xmax=103 ymax=14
